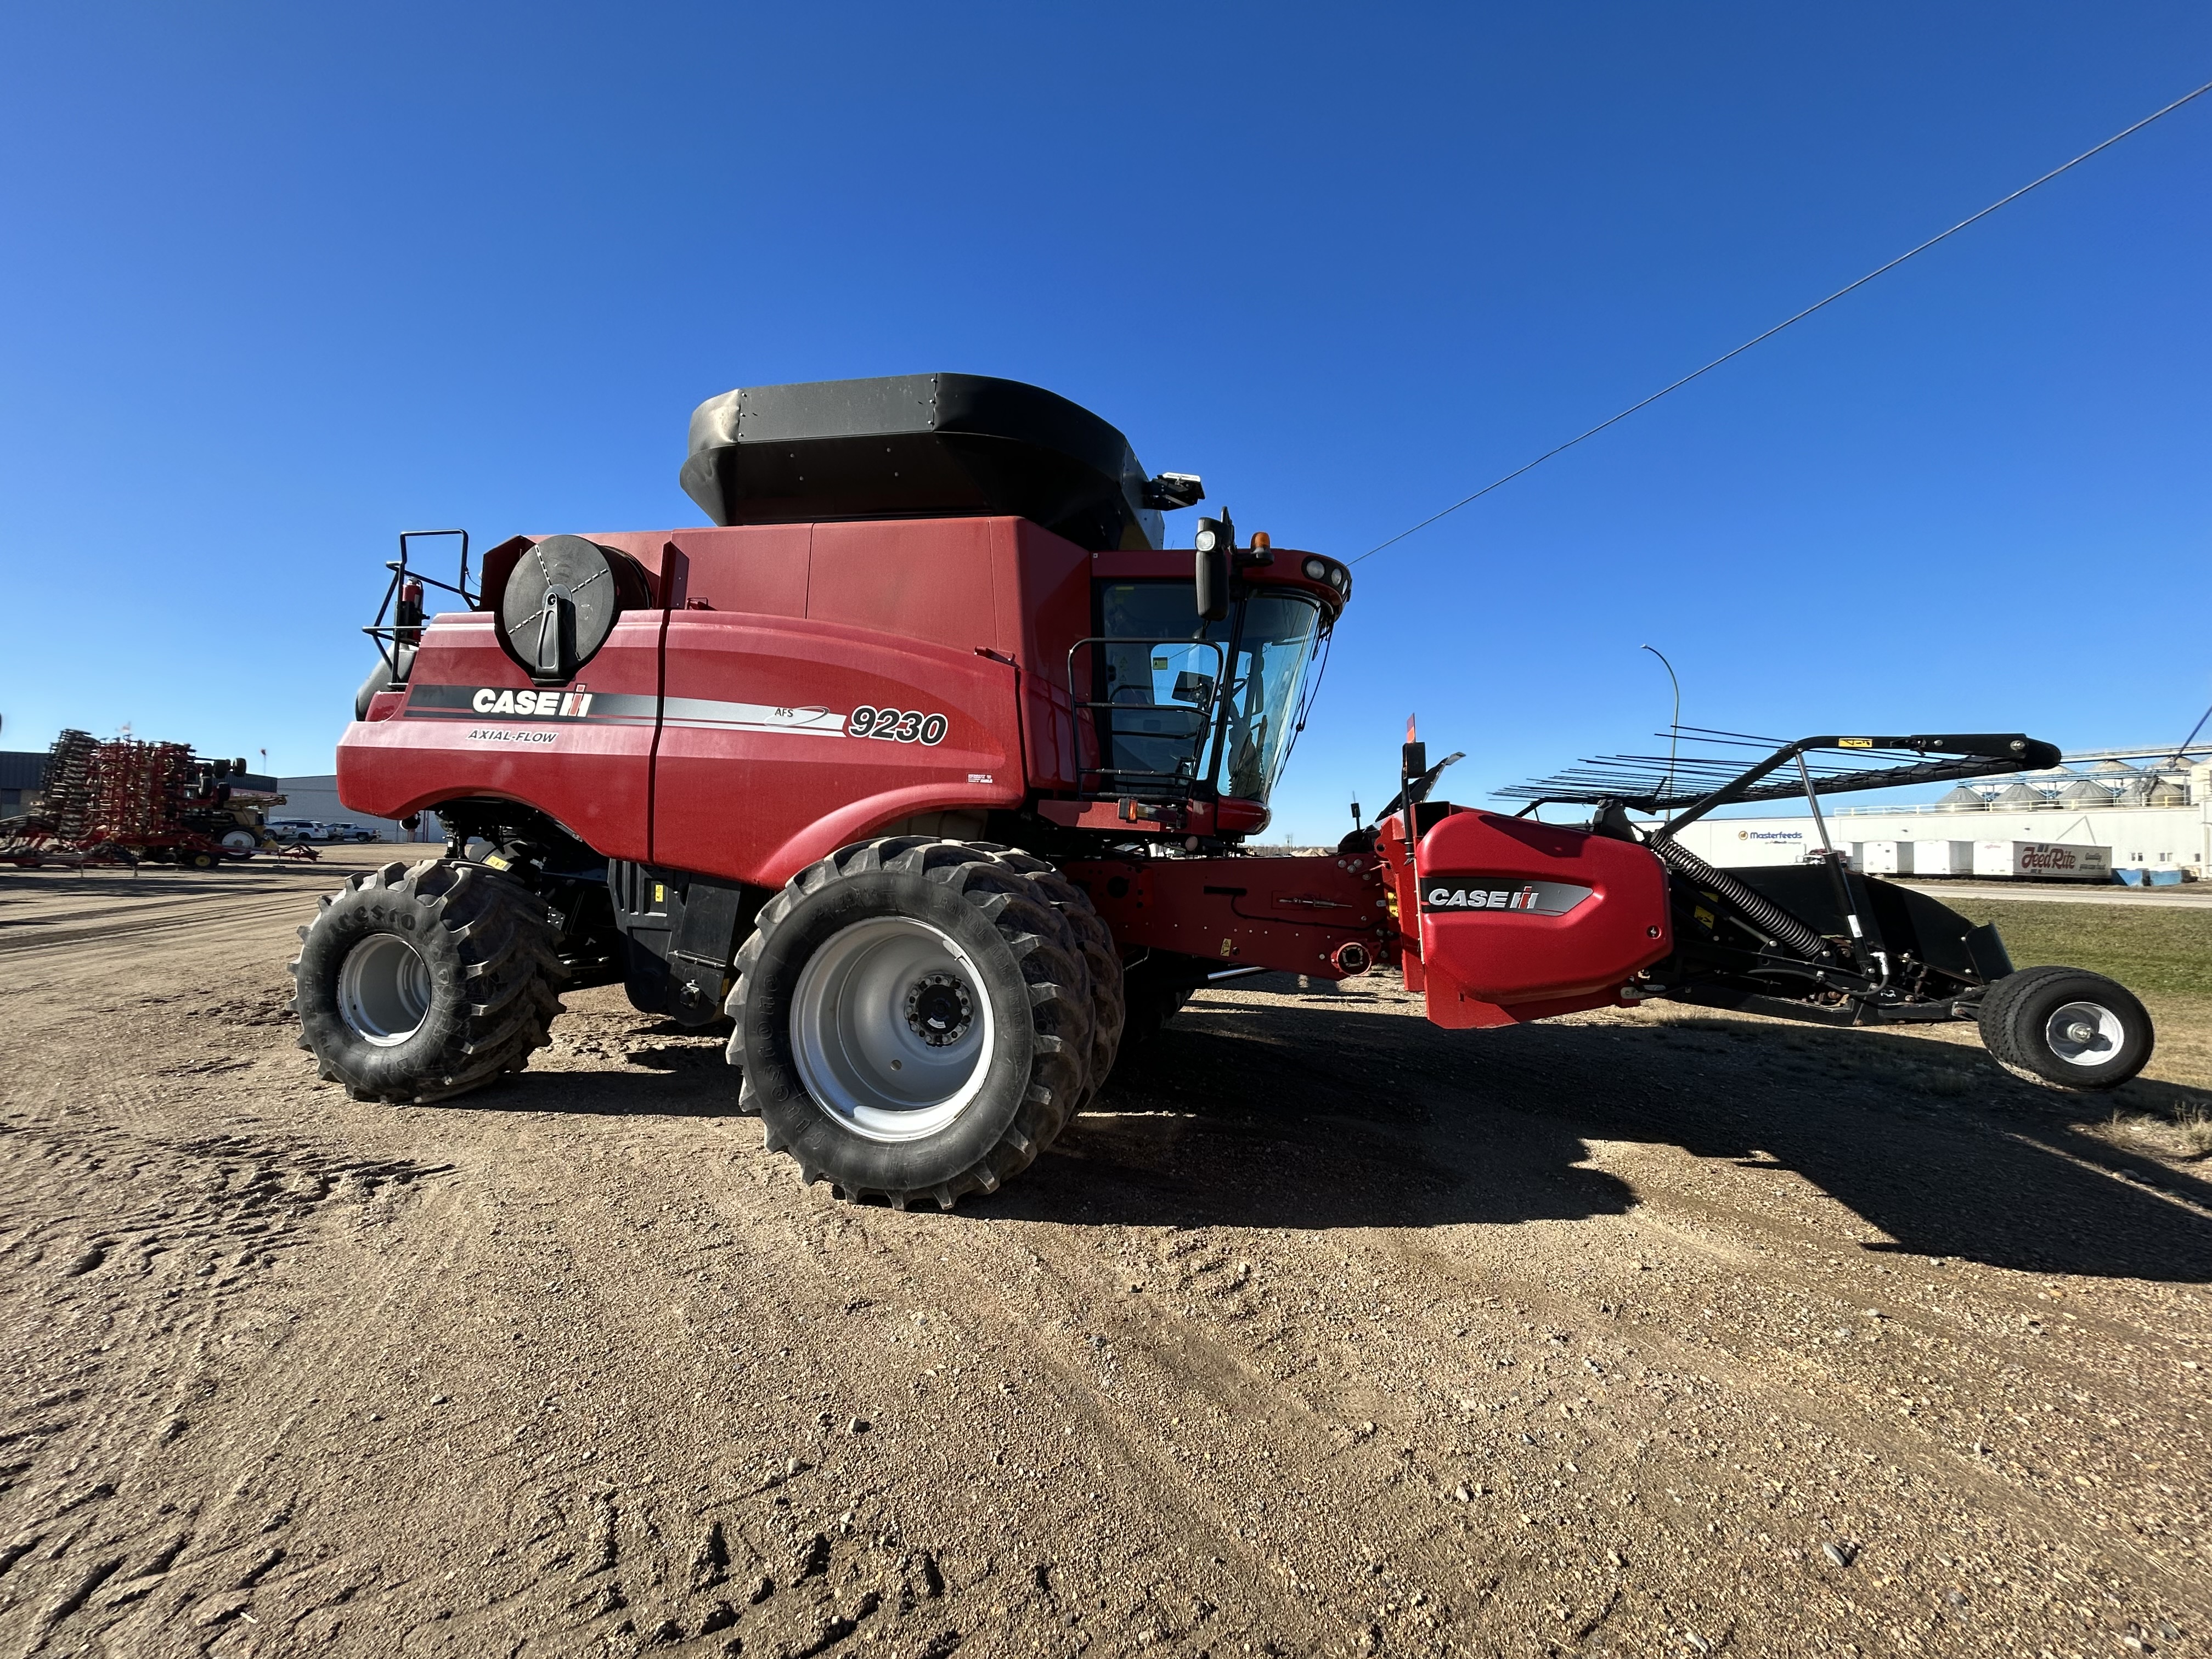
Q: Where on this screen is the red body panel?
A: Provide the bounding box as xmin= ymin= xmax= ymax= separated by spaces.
xmin=1383 ymin=809 xmax=1671 ymax=1028
xmin=1065 ymin=852 xmax=1391 ymax=978
xmin=340 ymin=611 xmax=664 ymax=863
xmin=654 ymin=614 xmax=1022 ymax=885
xmin=336 ymin=516 xmax=1094 ymax=887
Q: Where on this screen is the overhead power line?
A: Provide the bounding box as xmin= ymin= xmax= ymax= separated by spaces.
xmin=1353 ymin=76 xmax=2212 ymax=566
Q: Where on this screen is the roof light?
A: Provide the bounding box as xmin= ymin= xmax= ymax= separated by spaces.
xmin=1302 ymin=557 xmax=1328 ymax=581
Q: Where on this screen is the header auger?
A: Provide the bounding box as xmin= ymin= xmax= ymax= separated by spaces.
xmin=294 ymin=374 xmax=2154 ymax=1209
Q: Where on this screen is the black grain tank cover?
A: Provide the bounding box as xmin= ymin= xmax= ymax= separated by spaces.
xmin=679 ymin=373 xmax=1165 ymax=551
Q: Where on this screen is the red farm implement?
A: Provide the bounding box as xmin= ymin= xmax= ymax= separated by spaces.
xmin=1 ymin=730 xmax=311 ymax=869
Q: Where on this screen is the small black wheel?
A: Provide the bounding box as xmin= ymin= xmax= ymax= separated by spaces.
xmin=725 ymin=838 xmax=1094 ymax=1209
xmin=1977 ymin=965 xmax=2153 ymax=1091
xmin=290 ymin=859 xmax=565 ymax=1103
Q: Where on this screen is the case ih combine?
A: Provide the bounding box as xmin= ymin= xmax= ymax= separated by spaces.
xmin=296 ymin=374 xmax=2154 ymax=1208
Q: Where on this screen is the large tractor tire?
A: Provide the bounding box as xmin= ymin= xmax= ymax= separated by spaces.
xmin=1976 ymin=965 xmax=2153 ymax=1091
xmin=290 ymin=859 xmax=564 ymax=1104
xmin=726 ymin=838 xmax=1096 ymax=1209
xmin=979 ymin=847 xmax=1125 ymax=1108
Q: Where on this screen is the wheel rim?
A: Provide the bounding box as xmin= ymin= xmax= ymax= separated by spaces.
xmin=2045 ymin=999 xmax=2124 ymax=1066
xmin=789 ymin=916 xmax=996 ymax=1142
xmin=337 ymin=932 xmax=435 ymax=1046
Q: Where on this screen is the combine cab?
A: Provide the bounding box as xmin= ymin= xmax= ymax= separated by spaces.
xmin=294 ymin=374 xmax=2154 ymax=1208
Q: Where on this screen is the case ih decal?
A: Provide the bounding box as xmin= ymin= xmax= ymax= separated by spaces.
xmin=474 ymin=685 xmax=595 ymax=716
xmin=403 ymin=685 xmax=944 ymax=743
xmin=1421 ymin=878 xmax=1594 ymax=916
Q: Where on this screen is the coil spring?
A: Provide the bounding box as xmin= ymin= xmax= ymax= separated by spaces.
xmin=1649 ymin=836 xmax=1828 ymax=960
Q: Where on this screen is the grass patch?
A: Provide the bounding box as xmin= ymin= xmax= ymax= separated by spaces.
xmin=1944 ymin=899 xmax=2212 ymax=998
xmin=2101 ymin=1101 xmax=2212 ymax=1162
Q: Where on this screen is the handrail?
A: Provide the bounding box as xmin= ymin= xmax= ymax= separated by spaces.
xmin=1064 ymin=637 xmax=1226 ymax=799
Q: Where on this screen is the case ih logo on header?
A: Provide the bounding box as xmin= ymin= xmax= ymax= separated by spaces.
xmin=1421 ymin=879 xmax=1594 ymax=916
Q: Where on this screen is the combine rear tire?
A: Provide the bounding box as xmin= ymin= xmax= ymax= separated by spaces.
xmin=726 ymin=838 xmax=1094 ymax=1209
xmin=1976 ymin=965 xmax=2152 ymax=1091
xmin=290 ymin=859 xmax=564 ymax=1103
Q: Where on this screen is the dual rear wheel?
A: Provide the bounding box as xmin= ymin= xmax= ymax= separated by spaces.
xmin=290 ymin=859 xmax=564 ymax=1103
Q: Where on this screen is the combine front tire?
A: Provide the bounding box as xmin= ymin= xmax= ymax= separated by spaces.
xmin=985 ymin=849 xmax=1125 ymax=1107
xmin=290 ymin=859 xmax=564 ymax=1103
xmin=727 ymin=839 xmax=1094 ymax=1209
xmin=1976 ymin=965 xmax=2153 ymax=1091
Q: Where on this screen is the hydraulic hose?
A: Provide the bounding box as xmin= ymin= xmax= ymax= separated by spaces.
xmin=1648 ymin=836 xmax=1829 ymax=961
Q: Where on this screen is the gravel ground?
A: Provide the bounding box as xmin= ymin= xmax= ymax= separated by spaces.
xmin=2 ymin=850 xmax=2208 ymax=1659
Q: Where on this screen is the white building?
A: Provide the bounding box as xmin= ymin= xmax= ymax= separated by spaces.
xmin=276 ymin=776 xmax=441 ymax=843
xmin=1660 ymin=748 xmax=2210 ymax=880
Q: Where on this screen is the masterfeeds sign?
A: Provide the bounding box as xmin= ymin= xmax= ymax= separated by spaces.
xmin=1972 ymin=840 xmax=2112 ymax=881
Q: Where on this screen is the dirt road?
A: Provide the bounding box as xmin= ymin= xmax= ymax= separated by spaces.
xmin=3 ymin=852 xmax=2208 ymax=1658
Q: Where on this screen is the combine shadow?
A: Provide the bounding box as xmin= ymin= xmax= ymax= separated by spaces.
xmin=993 ymin=979 xmax=1637 ymax=1233
xmin=1008 ymin=979 xmax=2212 ymax=1280
xmin=461 ymin=1060 xmax=742 ymax=1120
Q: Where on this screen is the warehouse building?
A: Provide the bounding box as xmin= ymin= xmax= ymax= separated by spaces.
xmin=0 ymin=752 xmax=48 ymax=818
xmin=1661 ymin=747 xmax=2210 ymax=880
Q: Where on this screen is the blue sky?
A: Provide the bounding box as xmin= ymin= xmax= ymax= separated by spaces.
xmin=1 ymin=4 xmax=2205 ymax=842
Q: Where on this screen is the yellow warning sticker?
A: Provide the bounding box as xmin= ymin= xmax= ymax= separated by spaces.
xmin=1838 ymin=738 xmax=1874 ymax=748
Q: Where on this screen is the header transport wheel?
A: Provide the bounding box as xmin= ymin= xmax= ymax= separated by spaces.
xmin=290 ymin=859 xmax=565 ymax=1104
xmin=1975 ymin=965 xmax=2153 ymax=1091
xmin=726 ymin=838 xmax=1097 ymax=1210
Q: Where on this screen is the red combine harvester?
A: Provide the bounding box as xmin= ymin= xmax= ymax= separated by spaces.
xmin=297 ymin=375 xmax=2154 ymax=1208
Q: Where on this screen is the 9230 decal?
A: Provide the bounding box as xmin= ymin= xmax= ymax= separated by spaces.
xmin=848 ymin=706 xmax=949 ymax=745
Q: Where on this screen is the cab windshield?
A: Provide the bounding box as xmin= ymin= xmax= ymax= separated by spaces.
xmin=1094 ymin=582 xmax=1326 ymax=803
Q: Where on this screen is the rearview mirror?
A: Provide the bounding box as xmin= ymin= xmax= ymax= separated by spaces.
xmin=1193 ymin=517 xmax=1230 ymax=620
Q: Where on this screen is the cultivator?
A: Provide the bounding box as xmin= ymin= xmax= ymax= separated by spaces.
xmin=1 ymin=729 xmax=307 ymax=868
xmin=292 ymin=373 xmax=2155 ymax=1210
